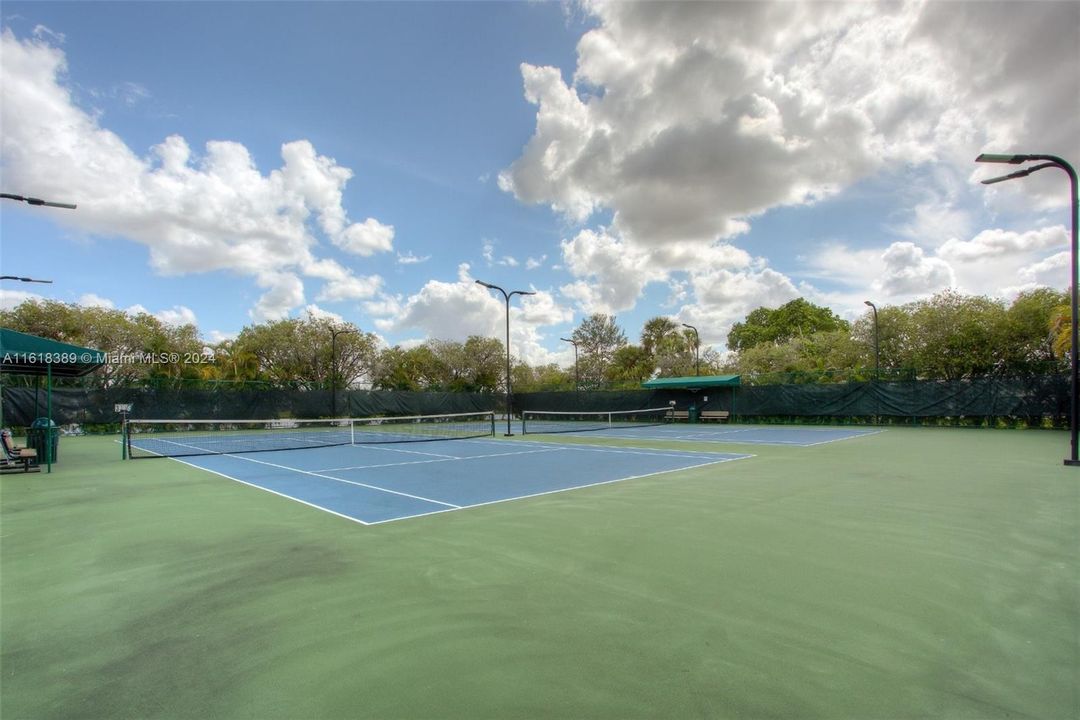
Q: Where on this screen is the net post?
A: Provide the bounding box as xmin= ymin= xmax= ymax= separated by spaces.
xmin=493 ymin=412 xmax=498 ymax=437
xmin=350 ymin=418 xmax=355 ymax=446
xmin=115 ymin=404 xmax=132 ymax=459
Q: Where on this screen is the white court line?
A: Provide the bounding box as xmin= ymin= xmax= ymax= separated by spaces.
xmin=163 ymin=437 xmax=754 ymax=527
xmin=343 ymin=444 xmax=462 ymax=459
xmin=366 ymin=454 xmax=753 ymax=526
xmin=316 ymin=446 xmax=563 ymax=473
xmin=508 ymin=438 xmax=752 ymax=460
xmin=220 ymin=453 xmax=461 ymax=508
xmin=170 ymin=457 xmax=371 ymax=526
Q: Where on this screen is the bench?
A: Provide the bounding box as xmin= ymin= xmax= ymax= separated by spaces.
xmin=669 ymin=410 xmax=729 ymax=423
xmin=699 ymin=410 xmax=730 ymax=423
xmin=1 ymin=429 xmax=39 ymax=473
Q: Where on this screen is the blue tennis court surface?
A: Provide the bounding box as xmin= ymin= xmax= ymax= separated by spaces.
xmin=176 ymin=438 xmax=752 ymax=525
xmin=528 ymin=424 xmax=883 ymax=445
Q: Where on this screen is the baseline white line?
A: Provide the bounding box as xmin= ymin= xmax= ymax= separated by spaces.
xmin=169 ymin=457 xmax=371 ymax=526
xmin=343 ymin=444 xmax=461 ymax=459
xmin=316 ymin=446 xmax=564 ymax=473
xmin=510 ymin=439 xmax=751 ymax=460
xmin=222 ymin=453 xmax=461 ymax=508
xmin=367 ymin=455 xmax=754 ymax=526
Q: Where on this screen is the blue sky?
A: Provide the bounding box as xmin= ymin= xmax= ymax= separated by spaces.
xmin=1 ymin=1 xmax=1077 ymax=366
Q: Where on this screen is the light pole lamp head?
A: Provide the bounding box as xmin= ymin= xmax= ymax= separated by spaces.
xmin=975 ymin=153 xmax=1029 ymax=165
xmin=475 ymin=279 xmax=496 ymax=290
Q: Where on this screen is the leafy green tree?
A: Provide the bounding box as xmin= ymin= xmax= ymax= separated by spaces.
xmin=640 ymin=317 xmax=680 ymax=357
xmin=571 ymin=314 xmax=627 ymax=388
xmin=0 ymin=299 xmax=205 ymax=387
xmin=728 ymin=298 xmax=849 ymax=352
xmin=905 ymin=290 xmax=1005 ymax=380
xmin=511 ymin=362 xmax=573 ymax=393
xmin=1001 ymin=288 xmax=1069 ymax=372
xmin=605 ymin=345 xmax=654 ymax=387
xmin=231 ymin=314 xmax=379 ymax=390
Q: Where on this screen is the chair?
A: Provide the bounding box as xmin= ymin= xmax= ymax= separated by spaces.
xmin=1 ymin=429 xmax=39 ymax=473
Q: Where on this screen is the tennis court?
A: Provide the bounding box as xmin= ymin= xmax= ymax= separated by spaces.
xmin=2 ymin=424 xmax=1076 ymax=719
xmin=172 ymin=438 xmax=751 ymax=524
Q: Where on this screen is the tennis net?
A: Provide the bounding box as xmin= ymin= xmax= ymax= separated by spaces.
xmin=125 ymin=411 xmax=496 ymax=458
xmin=520 ymin=407 xmax=672 ymax=435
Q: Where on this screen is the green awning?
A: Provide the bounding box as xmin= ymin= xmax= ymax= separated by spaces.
xmin=0 ymin=328 xmax=106 ymax=377
xmin=641 ymin=375 xmax=741 ymax=389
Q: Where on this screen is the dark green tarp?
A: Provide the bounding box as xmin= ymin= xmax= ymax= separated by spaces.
xmin=0 ymin=328 xmax=106 ymax=377
xmin=640 ymin=375 xmax=740 ymax=389
xmin=0 ymin=386 xmax=499 ymax=427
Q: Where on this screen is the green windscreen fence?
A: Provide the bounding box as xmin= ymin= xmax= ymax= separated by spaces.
xmin=1 ymin=375 xmax=1068 ymax=429
xmin=515 ymin=375 xmax=1068 ymax=425
xmin=1 ymin=386 xmax=499 ymax=428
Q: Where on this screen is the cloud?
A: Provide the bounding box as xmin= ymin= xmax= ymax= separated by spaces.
xmin=366 ymin=270 xmax=574 ymax=365
xmin=301 ymin=304 xmax=344 ymax=324
xmin=481 ymin=239 xmax=518 ymax=267
xmin=0 ymin=289 xmax=45 ymax=311
xmin=500 ymin=1 xmax=1078 ymax=247
xmin=155 ymin=305 xmax=197 ymax=327
xmin=0 ymin=29 xmax=393 ymax=320
xmin=937 ymin=227 xmax=1067 ymax=263
xmin=74 ymin=293 xmax=197 ymax=326
xmin=78 ymin=293 xmax=115 ymax=308
xmin=878 ymin=242 xmax=955 ymax=295
xmin=396 ymin=251 xmax=431 ymax=265
xmin=250 ymin=273 xmax=305 ymax=323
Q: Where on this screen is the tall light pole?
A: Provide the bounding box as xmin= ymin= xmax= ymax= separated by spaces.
xmin=330 ymin=327 xmax=356 ymax=418
xmin=561 ymin=337 xmax=579 ymax=390
xmin=476 ymin=280 xmax=536 ymax=436
xmin=976 ymin=153 xmax=1079 ymax=466
xmin=1 ymin=193 xmax=77 ymax=209
xmin=864 ymin=300 xmax=880 ymax=381
xmin=2 ymin=194 xmax=74 ymax=286
xmin=681 ymin=323 xmax=700 ymax=376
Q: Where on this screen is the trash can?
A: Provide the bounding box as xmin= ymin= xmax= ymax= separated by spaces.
xmin=27 ymin=418 xmax=59 ymax=463
xmin=688 ymin=404 xmax=699 ymax=423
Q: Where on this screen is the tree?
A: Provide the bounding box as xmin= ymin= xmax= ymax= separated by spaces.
xmin=0 ymin=299 xmax=206 ymax=387
xmin=1002 ymin=288 xmax=1069 ymax=373
xmin=511 ymin=362 xmax=573 ymax=393
xmin=605 ymin=345 xmax=654 ymax=387
xmin=905 ymin=290 xmax=1005 ymax=380
xmin=231 ymin=315 xmax=378 ymax=390
xmin=640 ymin=317 xmax=680 ymax=357
xmin=728 ymin=298 xmax=849 ymax=352
xmin=571 ymin=314 xmax=627 ymax=388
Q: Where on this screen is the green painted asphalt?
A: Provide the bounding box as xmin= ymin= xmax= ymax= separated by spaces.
xmin=1 ymin=428 xmax=1077 ymax=719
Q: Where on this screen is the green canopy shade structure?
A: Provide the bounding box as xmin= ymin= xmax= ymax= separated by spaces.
xmin=0 ymin=328 xmax=107 ymax=472
xmin=641 ymin=375 xmax=741 ymax=420
xmin=640 ymin=375 xmax=740 ymax=390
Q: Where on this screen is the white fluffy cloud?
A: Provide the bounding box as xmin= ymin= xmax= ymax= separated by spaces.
xmin=250 ymin=273 xmax=305 ymax=323
xmin=499 ymin=1 xmax=1078 ymax=343
xmin=937 ymin=227 xmax=1067 ymax=263
xmin=367 ymin=264 xmax=575 ymax=365
xmin=0 ymin=29 xmax=393 ymax=321
xmin=0 ymin=289 xmax=45 ymax=311
xmin=878 ymin=242 xmax=955 ymax=296
xmin=75 ymin=293 xmax=198 ymax=326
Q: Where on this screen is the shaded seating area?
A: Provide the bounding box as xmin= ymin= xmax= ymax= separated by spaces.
xmin=641 ymin=374 xmax=741 ymax=422
xmin=1 ymin=428 xmax=39 ymax=473
xmin=0 ymin=328 xmax=106 ymax=473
